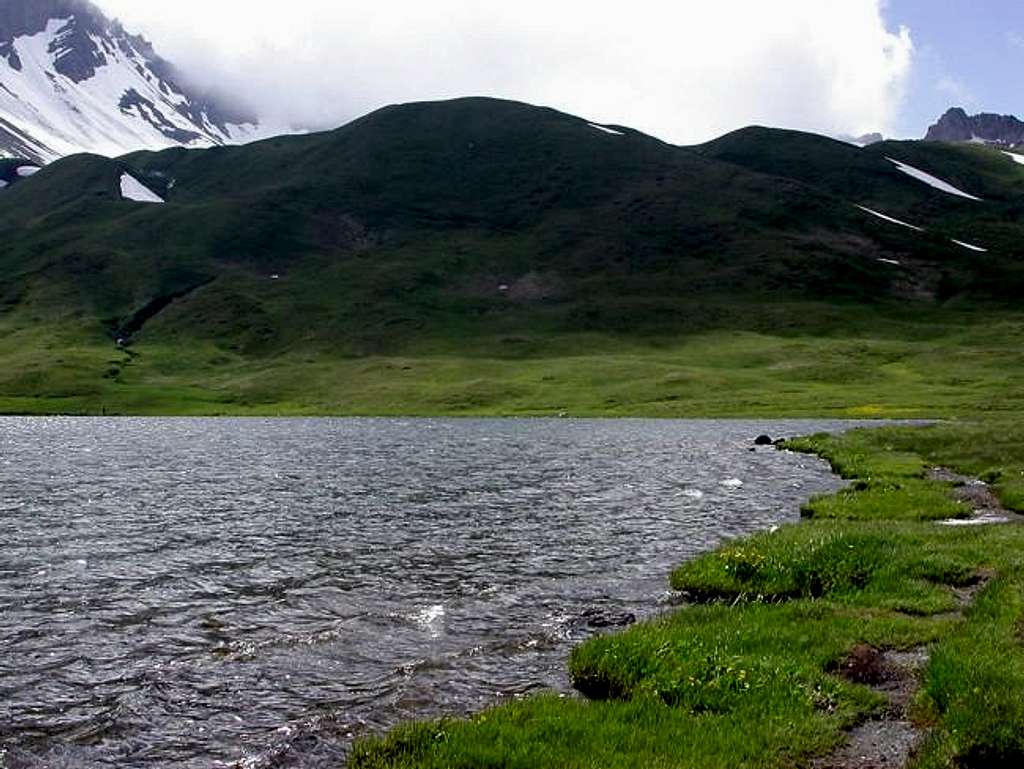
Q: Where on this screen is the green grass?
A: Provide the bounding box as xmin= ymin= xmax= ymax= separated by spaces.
xmin=914 ymin=574 xmax=1024 ymax=768
xmin=787 ymin=422 xmax=1024 ymax=513
xmin=800 ymin=479 xmax=969 ymax=522
xmin=350 ymin=419 xmax=1024 ymax=769
xmin=669 ymin=523 xmax=980 ymax=612
xmin=6 ymin=99 xmax=1024 ymax=416
xmin=4 ymin=301 xmax=1024 ymax=417
xmin=350 ymin=695 xmax=853 ymax=769
xmin=569 ymin=600 xmax=947 ymax=707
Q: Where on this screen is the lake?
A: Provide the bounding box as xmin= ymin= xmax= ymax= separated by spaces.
xmin=0 ymin=418 xmax=869 ymax=768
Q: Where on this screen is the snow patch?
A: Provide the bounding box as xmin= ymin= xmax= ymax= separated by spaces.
xmin=886 ymin=157 xmax=982 ymax=201
xmin=15 ymin=165 xmax=40 ymax=176
xmin=120 ymin=172 xmax=163 ymax=203
xmin=951 ymin=239 xmax=988 ymax=253
xmin=587 ymin=122 xmax=624 ymax=136
xmin=939 ymin=514 xmax=1011 ymax=527
xmin=0 ymin=180 xmax=7 ymax=189
xmin=1003 ymin=151 xmax=1024 ymax=167
xmin=877 ymin=258 xmax=902 ymax=266
xmin=855 ymin=205 xmax=925 ymax=232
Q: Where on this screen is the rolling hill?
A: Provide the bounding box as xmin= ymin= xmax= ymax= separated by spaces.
xmin=1 ymin=97 xmax=1023 ymax=416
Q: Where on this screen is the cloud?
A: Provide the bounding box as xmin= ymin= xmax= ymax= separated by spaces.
xmin=1009 ymin=31 xmax=1024 ymax=50
xmin=935 ymin=76 xmax=975 ymax=108
xmin=92 ymin=0 xmax=913 ymax=144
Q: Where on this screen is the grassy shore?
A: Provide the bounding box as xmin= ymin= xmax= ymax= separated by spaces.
xmin=349 ymin=419 xmax=1024 ymax=768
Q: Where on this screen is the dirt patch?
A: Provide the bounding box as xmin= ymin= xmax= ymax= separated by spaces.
xmin=927 ymin=468 xmax=1024 ymax=526
xmin=815 ymin=719 xmax=921 ymax=769
xmin=816 ymin=646 xmax=928 ymax=769
xmin=453 ymin=271 xmax=567 ymax=303
xmin=814 ymin=562 xmax=995 ymax=769
xmin=950 ymin=570 xmax=995 ymax=609
xmin=834 ymin=644 xmax=888 ymax=686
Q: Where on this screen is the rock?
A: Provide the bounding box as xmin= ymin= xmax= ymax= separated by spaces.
xmin=925 ymin=107 xmax=1024 ymax=146
xmin=754 ymin=434 xmax=773 ymax=446
xmin=853 ymin=132 xmax=884 ymax=145
xmin=579 ymin=608 xmax=636 ymax=629
xmin=834 ymin=643 xmax=887 ymax=686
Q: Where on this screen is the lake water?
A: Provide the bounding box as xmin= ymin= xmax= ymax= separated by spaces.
xmin=0 ymin=418 xmax=869 ymax=768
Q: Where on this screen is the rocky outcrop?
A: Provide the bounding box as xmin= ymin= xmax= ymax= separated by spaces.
xmin=925 ymin=107 xmax=1024 ymax=146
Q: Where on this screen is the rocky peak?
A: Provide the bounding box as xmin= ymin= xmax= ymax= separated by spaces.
xmin=0 ymin=0 xmax=262 ymax=163
xmin=925 ymin=107 xmax=1024 ymax=147
xmin=1 ymin=0 xmax=102 ymax=42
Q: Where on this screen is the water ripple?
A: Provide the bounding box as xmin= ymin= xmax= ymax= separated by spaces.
xmin=0 ymin=417 xmax=877 ymax=768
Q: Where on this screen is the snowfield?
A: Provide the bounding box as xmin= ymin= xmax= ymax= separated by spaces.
xmin=587 ymin=123 xmax=624 ymax=136
xmin=886 ymin=157 xmax=982 ymax=201
xmin=855 ymin=205 xmax=925 ymax=232
xmin=1003 ymin=151 xmax=1024 ymax=167
xmin=120 ymin=173 xmax=164 ymax=204
xmin=951 ymin=239 xmax=988 ymax=253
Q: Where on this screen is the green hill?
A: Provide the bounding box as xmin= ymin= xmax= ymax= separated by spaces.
xmin=1 ymin=97 xmax=1023 ymax=416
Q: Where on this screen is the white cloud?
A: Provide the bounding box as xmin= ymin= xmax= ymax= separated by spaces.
xmin=1009 ymin=31 xmax=1024 ymax=50
xmin=92 ymin=0 xmax=913 ymax=144
xmin=935 ymin=76 xmax=975 ymax=108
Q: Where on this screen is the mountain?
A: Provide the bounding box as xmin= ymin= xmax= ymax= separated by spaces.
xmin=836 ymin=132 xmax=884 ymax=147
xmin=925 ymin=107 xmax=1024 ymax=147
xmin=1 ymin=97 xmax=1023 ymax=415
xmin=0 ymin=0 xmax=260 ymax=163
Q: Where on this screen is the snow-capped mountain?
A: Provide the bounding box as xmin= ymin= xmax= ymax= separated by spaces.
xmin=0 ymin=0 xmax=262 ymax=163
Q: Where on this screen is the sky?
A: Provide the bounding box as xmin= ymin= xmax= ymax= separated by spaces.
xmin=90 ymin=0 xmax=1020 ymax=144
xmin=887 ymin=0 xmax=1024 ymax=138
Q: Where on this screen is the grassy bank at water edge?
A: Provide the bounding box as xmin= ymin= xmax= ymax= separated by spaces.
xmin=349 ymin=419 xmax=1024 ymax=768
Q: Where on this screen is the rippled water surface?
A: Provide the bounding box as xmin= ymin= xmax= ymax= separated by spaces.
xmin=0 ymin=418 xmax=869 ymax=768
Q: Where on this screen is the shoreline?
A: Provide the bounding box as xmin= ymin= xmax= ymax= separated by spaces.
xmin=349 ymin=419 xmax=1024 ymax=768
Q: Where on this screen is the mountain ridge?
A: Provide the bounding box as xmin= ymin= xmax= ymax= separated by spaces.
xmin=925 ymin=107 xmax=1024 ymax=146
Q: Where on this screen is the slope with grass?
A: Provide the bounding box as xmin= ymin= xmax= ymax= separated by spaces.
xmin=2 ymin=98 xmax=1024 ymax=415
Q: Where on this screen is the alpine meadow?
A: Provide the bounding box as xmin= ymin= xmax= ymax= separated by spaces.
xmin=4 ymin=1 xmax=1024 ymax=769
xmin=3 ymin=97 xmax=1024 ymax=417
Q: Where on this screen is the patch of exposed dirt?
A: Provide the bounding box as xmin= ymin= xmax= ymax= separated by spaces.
xmin=814 ymin=568 xmax=993 ymax=768
xmin=816 ymin=645 xmax=927 ymax=769
xmin=927 ymin=467 xmax=1024 ymax=526
xmin=453 ymin=271 xmax=567 ymax=303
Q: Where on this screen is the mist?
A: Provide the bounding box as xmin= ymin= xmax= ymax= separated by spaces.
xmin=93 ymin=0 xmax=913 ymax=143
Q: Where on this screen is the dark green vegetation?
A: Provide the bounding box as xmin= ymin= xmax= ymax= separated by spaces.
xmin=2 ymin=98 xmax=1024 ymax=415
xmin=350 ymin=420 xmax=1024 ymax=768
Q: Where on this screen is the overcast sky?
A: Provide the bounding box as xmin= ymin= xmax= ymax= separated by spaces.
xmin=90 ymin=0 xmax=1018 ymax=143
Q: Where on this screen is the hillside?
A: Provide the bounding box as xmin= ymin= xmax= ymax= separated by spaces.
xmin=1 ymin=97 xmax=1023 ymax=416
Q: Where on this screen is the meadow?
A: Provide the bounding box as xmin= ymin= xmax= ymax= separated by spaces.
xmin=1 ymin=299 xmax=1022 ymax=418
